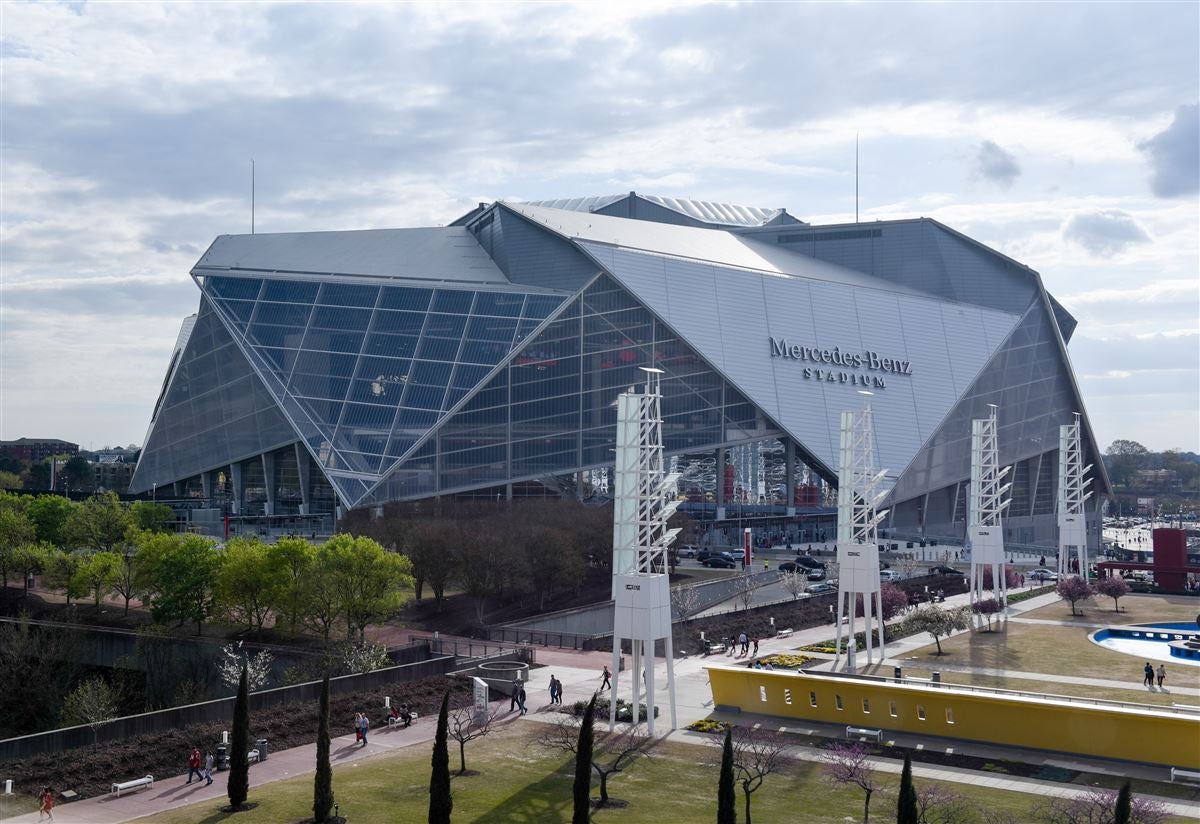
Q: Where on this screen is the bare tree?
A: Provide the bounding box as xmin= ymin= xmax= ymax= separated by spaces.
xmin=822 ymin=742 xmax=877 ymax=823
xmin=60 ymin=675 xmax=122 ymax=743
xmin=715 ymin=726 xmax=788 ymax=824
xmin=735 ymin=573 xmax=757 ymax=612
xmin=539 ymin=717 xmax=654 ymax=807
xmin=1035 ymin=786 xmax=1169 ymax=824
xmin=447 ymin=703 xmax=503 ymax=775
xmin=898 ymin=552 xmax=921 ymax=580
xmin=671 ymin=584 xmax=702 ymax=622
xmin=778 ymin=570 xmax=807 ymax=601
xmin=914 ymin=785 xmax=978 ymax=824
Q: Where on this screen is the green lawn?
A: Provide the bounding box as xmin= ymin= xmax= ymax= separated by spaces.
xmin=1022 ymin=592 xmax=1200 ymax=625
xmin=136 ymin=724 xmax=1124 ymax=824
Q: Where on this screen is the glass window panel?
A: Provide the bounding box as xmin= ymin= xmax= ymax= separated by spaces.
xmin=340 ymin=403 xmax=395 ymax=429
xmin=293 ymin=351 xmax=358 ymax=378
xmin=259 ymin=347 xmax=298 ymax=374
xmin=348 ymin=379 xmax=402 ymax=404
xmin=290 ymin=373 xmax=350 ymax=400
xmin=219 ymin=299 xmax=257 ymax=323
xmin=416 ymin=336 xmax=461 ymax=361
xmin=473 ymin=291 xmax=524 ymax=317
xmin=404 ymin=385 xmax=446 ymax=410
xmin=432 ymin=290 xmax=475 ymax=314
xmin=262 ymin=279 xmax=319 ymax=303
xmin=248 ymin=324 xmax=305 ymax=349
xmin=392 ymin=409 xmax=438 ymax=434
xmin=412 ymin=361 xmax=453 ymax=386
xmin=255 ymin=302 xmax=313 ymax=326
xmin=209 ymin=277 xmax=263 ymax=301
xmin=460 ymin=340 xmax=510 ymax=365
xmin=319 ymin=283 xmax=379 ymax=308
xmin=424 ymin=313 xmax=467 ymax=338
xmin=379 ymin=287 xmax=433 ymax=312
xmin=311 ymin=306 xmax=371 ymax=331
xmin=452 ymin=364 xmax=493 ymax=389
xmin=467 ymin=316 xmax=517 ymax=342
xmin=356 ymin=356 xmax=412 ymax=382
xmin=524 ymin=295 xmax=565 ymax=319
xmin=363 ymin=333 xmax=419 ymax=359
xmin=302 ymin=330 xmax=365 ymax=354
xmin=373 ymin=310 xmax=427 ymax=335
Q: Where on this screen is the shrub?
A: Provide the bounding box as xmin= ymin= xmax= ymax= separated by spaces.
xmin=756 ymin=653 xmax=814 ymax=669
xmin=686 ymin=719 xmax=731 ymax=734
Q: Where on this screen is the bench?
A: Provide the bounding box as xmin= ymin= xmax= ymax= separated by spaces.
xmin=704 ymin=643 xmax=727 ymax=656
xmin=776 ymin=628 xmax=793 ymax=639
xmin=387 ymin=712 xmax=418 ymax=727
xmin=111 ymin=775 xmax=154 ymax=797
xmin=1170 ymin=767 xmax=1200 ymax=784
xmin=845 ymin=726 xmax=883 ymax=743
xmin=248 ymin=749 xmax=260 ymax=764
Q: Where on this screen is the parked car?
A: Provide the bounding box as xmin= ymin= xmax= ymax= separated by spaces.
xmin=793 ymin=555 xmax=825 ymax=570
xmin=930 ymin=565 xmax=963 ymax=576
xmin=806 ymin=582 xmax=835 ymax=595
xmin=676 ymin=545 xmax=699 ymax=559
xmin=1029 ymin=568 xmax=1058 ymax=582
xmin=806 ymin=568 xmax=826 ymax=581
xmin=778 ymin=561 xmax=801 ymax=573
xmin=704 ymin=555 xmax=737 ymax=569
xmin=879 ymin=560 xmax=891 ymax=570
xmin=696 ymin=549 xmax=715 ymax=563
xmin=879 ymin=569 xmax=903 ymax=582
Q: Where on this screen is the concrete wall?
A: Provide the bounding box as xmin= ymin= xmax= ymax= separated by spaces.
xmin=706 ymin=665 xmax=1200 ymax=770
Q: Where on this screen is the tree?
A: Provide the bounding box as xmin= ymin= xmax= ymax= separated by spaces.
xmin=447 ymin=702 xmax=502 ymax=775
xmin=896 ymin=753 xmax=918 ymax=824
xmin=313 ymin=672 xmax=334 ymax=823
xmin=735 ymin=572 xmax=758 ymax=612
xmin=218 ymin=643 xmax=274 ymax=692
xmin=856 ymin=582 xmax=909 ymax=621
xmin=130 ymin=500 xmax=175 ymax=533
xmin=972 ymin=598 xmax=1004 ymax=631
xmin=12 ymin=543 xmax=50 ymax=596
xmin=517 ymin=523 xmax=583 ymax=612
xmin=43 ymin=549 xmax=87 ymax=606
xmin=1035 ymin=785 xmax=1168 ymax=824
xmin=227 ymin=662 xmax=250 ymax=810
xmin=429 ymin=691 xmax=452 ymax=824
xmin=981 ymin=565 xmax=1021 ymax=591
xmin=0 ymin=508 xmax=36 ymax=584
xmin=1105 ymin=440 xmax=1150 ymax=488
xmin=138 ymin=533 xmax=222 ymax=633
xmin=541 ymin=711 xmax=653 ymax=810
xmin=217 ymin=537 xmax=283 ymax=632
xmin=111 ymin=543 xmax=145 ymax=616
xmin=1114 ymin=781 xmax=1132 ymax=824
xmin=27 ymin=496 xmax=73 ymax=546
xmin=60 ymin=675 xmax=121 ymax=743
xmin=0 ymin=470 xmax=21 ymax=490
xmin=779 ymin=569 xmax=807 ymax=601
xmin=573 ymin=693 xmax=596 ymax=823
xmin=266 ymin=537 xmax=315 ymax=633
xmin=407 ymin=520 xmax=459 ymax=606
xmin=898 ymin=605 xmax=971 ymax=655
xmin=62 ymin=492 xmax=130 ymax=553
xmin=338 ymin=640 xmax=392 ymax=674
xmin=323 ymin=534 xmax=414 ymax=640
xmin=725 ymin=725 xmax=786 ymax=824
xmin=456 ymin=533 xmax=508 ymax=624
xmin=1095 ymin=576 xmax=1130 ymax=613
xmin=823 ymin=742 xmax=877 ymax=823
xmin=62 ymin=455 xmax=92 ymax=490
xmin=717 ymin=726 xmax=735 ymax=824
xmin=671 ymin=583 xmax=702 ymax=623
xmin=75 ymin=550 xmax=121 ymax=609
xmin=1056 ymin=576 xmax=1094 ymax=617
xmin=301 ymin=549 xmax=345 ymax=641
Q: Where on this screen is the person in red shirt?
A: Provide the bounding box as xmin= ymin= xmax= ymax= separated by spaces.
xmin=38 ymin=786 xmax=54 ymax=822
xmin=186 ymin=747 xmax=204 ymax=784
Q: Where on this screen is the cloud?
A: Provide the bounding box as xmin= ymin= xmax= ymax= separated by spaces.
xmin=973 ymin=140 xmax=1021 ymax=187
xmin=1062 ymin=209 xmax=1151 ymax=256
xmin=1139 ymin=103 xmax=1200 ymax=198
xmin=1060 ymin=277 xmax=1195 ymax=306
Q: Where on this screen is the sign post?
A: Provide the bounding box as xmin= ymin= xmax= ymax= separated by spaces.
xmin=743 ymin=528 xmax=752 ymax=567
xmin=472 ymin=677 xmax=488 ymax=726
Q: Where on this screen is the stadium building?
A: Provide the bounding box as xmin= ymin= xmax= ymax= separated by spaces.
xmin=130 ymin=192 xmax=1109 ymax=548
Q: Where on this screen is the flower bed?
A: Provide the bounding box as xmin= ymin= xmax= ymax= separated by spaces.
xmin=685 ymin=719 xmax=731 ymax=734
xmin=756 ymin=653 xmax=814 ymax=669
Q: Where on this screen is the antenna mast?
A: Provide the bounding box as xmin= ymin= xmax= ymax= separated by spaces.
xmin=251 ymin=159 xmax=256 ymax=234
xmin=855 ymin=132 xmax=859 ymax=224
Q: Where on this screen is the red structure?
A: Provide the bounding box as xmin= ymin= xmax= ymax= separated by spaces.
xmin=794 ymin=484 xmax=819 ymax=508
xmin=1096 ymin=528 xmax=1199 ymax=592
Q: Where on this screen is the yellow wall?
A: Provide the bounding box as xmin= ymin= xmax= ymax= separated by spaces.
xmin=706 ymin=665 xmax=1200 ymax=770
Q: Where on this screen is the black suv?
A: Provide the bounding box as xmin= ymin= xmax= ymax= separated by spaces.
xmin=793 ymin=555 xmax=825 ymax=571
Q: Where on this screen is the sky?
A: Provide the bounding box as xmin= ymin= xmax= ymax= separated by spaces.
xmin=1 ymin=1 xmax=1197 ymax=454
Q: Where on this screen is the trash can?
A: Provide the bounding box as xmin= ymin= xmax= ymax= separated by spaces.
xmin=255 ymin=738 xmax=268 ymax=762
xmin=215 ymin=745 xmax=228 ymax=771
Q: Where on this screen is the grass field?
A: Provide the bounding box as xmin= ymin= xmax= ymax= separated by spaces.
xmin=1022 ymin=592 xmax=1200 ymax=625
xmin=136 ymin=724 xmax=1128 ymax=824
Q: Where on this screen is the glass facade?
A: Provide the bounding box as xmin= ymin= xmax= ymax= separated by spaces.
xmin=362 ymin=274 xmax=780 ymax=504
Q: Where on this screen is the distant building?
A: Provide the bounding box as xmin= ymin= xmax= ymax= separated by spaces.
xmin=0 ymin=437 xmax=79 ymax=464
xmin=91 ymin=460 xmax=136 ymax=494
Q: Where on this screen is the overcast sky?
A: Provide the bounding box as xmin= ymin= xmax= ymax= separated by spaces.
xmin=2 ymin=1 xmax=1197 ymax=454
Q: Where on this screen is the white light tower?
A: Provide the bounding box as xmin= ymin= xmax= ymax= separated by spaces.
xmin=609 ymin=368 xmax=680 ymax=735
xmin=1058 ymin=412 xmax=1094 ymax=580
xmin=967 ymin=405 xmax=1012 ymax=627
xmin=834 ymin=392 xmax=889 ymax=673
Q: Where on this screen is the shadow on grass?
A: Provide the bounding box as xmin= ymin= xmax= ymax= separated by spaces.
xmin=176 ymin=802 xmax=260 ymax=824
xmin=467 ymin=759 xmax=573 ymax=824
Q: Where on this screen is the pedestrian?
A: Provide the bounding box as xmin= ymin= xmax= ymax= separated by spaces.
xmin=360 ymin=712 xmax=370 ymax=747
xmin=354 ymin=712 xmax=363 ymax=742
xmin=510 ymin=679 xmax=521 ymax=711
xmin=1040 ymin=555 xmax=1046 ymax=568
xmin=600 ymin=665 xmax=611 ymax=691
xmin=204 ymin=750 xmax=214 ymax=786
xmin=186 ymin=747 xmax=204 ymax=784
xmin=517 ymin=684 xmax=527 ymax=715
xmin=752 ymin=638 xmax=759 ymax=656
xmin=1157 ymin=664 xmax=1166 ymax=688
xmin=548 ymin=675 xmax=558 ymax=705
xmin=38 ymin=786 xmax=53 ymax=822
xmin=1143 ymin=662 xmax=1154 ymax=687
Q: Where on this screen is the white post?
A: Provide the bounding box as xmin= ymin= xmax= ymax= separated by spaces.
xmin=968 ymin=405 xmax=1012 ymax=627
xmin=1058 ymin=413 xmax=1093 ymax=581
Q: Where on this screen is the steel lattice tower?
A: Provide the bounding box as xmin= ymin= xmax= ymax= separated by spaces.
xmin=609 ymin=368 xmax=680 ymax=735
xmin=1057 ymin=412 xmax=1093 ymax=580
xmin=834 ymin=393 xmax=889 ymax=673
xmin=967 ymin=405 xmax=1012 ymax=627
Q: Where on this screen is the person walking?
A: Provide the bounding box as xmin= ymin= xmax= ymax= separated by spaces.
xmin=510 ymin=679 xmax=522 ymax=712
xmin=186 ymin=747 xmax=204 ymax=784
xmin=1143 ymin=662 xmax=1155 ymax=687
xmin=203 ymin=750 xmax=214 ymax=786
xmin=752 ymin=638 xmax=759 ymax=656
xmin=359 ymin=711 xmax=370 ymax=747
xmin=548 ymin=675 xmax=558 ymax=705
xmin=354 ymin=712 xmax=363 ymax=742
xmin=38 ymin=786 xmax=54 ymax=822
xmin=737 ymin=632 xmax=748 ymax=656
xmin=1157 ymin=664 xmax=1166 ymax=688
xmin=517 ymin=683 xmax=527 ymax=715
xmin=600 ymin=665 xmax=611 ymax=691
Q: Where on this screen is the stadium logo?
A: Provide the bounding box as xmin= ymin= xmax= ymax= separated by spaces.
xmin=768 ymin=337 xmax=913 ymax=389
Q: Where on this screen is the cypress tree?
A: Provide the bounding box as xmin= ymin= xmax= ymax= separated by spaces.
xmin=313 ymin=672 xmax=333 ymax=823
xmin=227 ymin=662 xmax=250 ymax=810
xmin=1114 ymin=781 xmax=1132 ymax=824
xmin=896 ymin=753 xmax=918 ymax=824
xmin=572 ymin=693 xmax=596 ymax=824
xmin=717 ymin=727 xmax=736 ymax=824
xmin=428 ymin=691 xmax=453 ymax=824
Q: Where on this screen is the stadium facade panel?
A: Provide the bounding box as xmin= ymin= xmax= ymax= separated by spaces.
xmin=131 ymin=194 xmax=1109 ymax=549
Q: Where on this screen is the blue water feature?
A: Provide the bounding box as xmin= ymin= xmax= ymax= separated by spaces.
xmin=1090 ymin=622 xmax=1200 ymax=666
